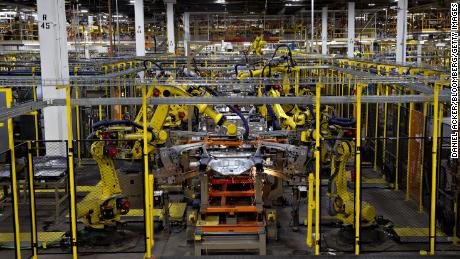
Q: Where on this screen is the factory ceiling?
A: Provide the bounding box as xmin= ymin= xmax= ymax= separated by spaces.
xmin=0 ymin=0 xmax=451 ymax=17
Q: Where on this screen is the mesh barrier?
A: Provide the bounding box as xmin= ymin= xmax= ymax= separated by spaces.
xmin=0 ymin=149 xmax=17 ymax=258
xmin=435 ymin=136 xmax=460 ymax=252
xmin=14 ymin=142 xmax=33 ymax=259
xmin=362 ymin=136 xmax=430 ymax=253
xmin=32 ymin=141 xmax=71 ymax=255
xmin=74 ymin=139 xmax=146 ymax=254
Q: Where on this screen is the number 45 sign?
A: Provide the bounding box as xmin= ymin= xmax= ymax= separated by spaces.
xmin=40 ymin=14 xmax=51 ymax=30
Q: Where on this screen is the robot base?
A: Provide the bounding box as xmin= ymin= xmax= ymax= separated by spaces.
xmin=323 ymin=225 xmax=393 ymax=252
xmin=62 ymin=225 xmax=139 ymax=252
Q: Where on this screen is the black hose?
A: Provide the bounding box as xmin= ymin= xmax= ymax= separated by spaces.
xmin=262 ymin=87 xmax=280 ymax=130
xmin=272 ymin=44 xmax=296 ymax=67
xmin=92 ymin=120 xmax=156 ymax=139
xmin=143 ymin=60 xmax=163 ymax=71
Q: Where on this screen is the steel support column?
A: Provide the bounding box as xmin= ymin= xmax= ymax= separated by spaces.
xmin=135 ymin=0 xmax=146 ymax=57
xmin=321 ymin=7 xmax=328 ymax=55
xmin=396 ymin=0 xmax=408 ymax=63
xmin=166 ymin=0 xmax=176 ymax=54
xmin=37 ymin=0 xmax=69 ymax=155
xmin=417 ymin=37 xmax=423 ymax=65
xmin=347 ymin=2 xmax=355 ymax=58
xmin=310 ymin=0 xmax=315 ymax=51
xmin=184 ymin=12 xmax=190 ymax=56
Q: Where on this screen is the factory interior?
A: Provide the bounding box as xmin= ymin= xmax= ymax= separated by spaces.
xmin=0 ymin=0 xmax=458 ymax=258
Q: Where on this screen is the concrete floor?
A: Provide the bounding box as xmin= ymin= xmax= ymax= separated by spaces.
xmin=1 ymin=165 xmax=460 ymax=258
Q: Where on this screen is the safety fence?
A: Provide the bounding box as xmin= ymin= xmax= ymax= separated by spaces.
xmin=0 ymin=139 xmax=148 ymax=258
xmin=314 ymin=134 xmax=458 ymax=254
xmin=74 ymin=139 xmax=146 ymax=254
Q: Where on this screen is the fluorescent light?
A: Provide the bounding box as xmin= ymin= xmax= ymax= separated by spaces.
xmin=81 ymin=9 xmax=88 ymax=13
xmin=368 ymin=3 xmax=375 ymax=7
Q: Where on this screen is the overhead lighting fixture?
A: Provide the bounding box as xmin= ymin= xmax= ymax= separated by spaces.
xmin=130 ymin=0 xmax=135 ymax=3
xmin=215 ymin=0 xmax=226 ymax=4
xmin=368 ymin=3 xmax=375 ymax=7
xmin=81 ymin=9 xmax=88 ymax=13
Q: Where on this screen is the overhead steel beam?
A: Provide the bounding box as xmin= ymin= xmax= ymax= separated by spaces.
xmin=0 ymin=100 xmax=47 ymax=121
xmin=60 ymin=95 xmax=451 ymax=106
xmin=0 ymin=94 xmax=451 ymax=122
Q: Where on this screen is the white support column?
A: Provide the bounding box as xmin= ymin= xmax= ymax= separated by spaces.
xmin=347 ymin=2 xmax=355 ymax=58
xmin=396 ymin=0 xmax=408 ymax=63
xmin=135 ymin=0 xmax=145 ymax=56
xmin=37 ymin=0 xmax=69 ymax=154
xmin=84 ymin=16 xmax=93 ymax=59
xmin=321 ymin=7 xmax=328 ymax=55
xmin=166 ymin=0 xmax=176 ymax=54
xmin=183 ymin=12 xmax=190 ymax=56
xmin=417 ymin=40 xmax=423 ymax=65
xmin=310 ymin=0 xmax=314 ymax=51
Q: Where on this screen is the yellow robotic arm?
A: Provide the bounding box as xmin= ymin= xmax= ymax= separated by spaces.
xmin=77 ymin=141 xmax=129 ymax=229
xmin=328 ymin=140 xmax=376 ymax=226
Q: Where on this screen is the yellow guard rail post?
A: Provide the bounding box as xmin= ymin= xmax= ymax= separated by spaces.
xmin=373 ymin=85 xmax=380 ymax=172
xmin=27 ymin=141 xmax=38 ymax=258
xmin=306 ymin=173 xmax=314 ymax=248
xmin=395 ymin=86 xmax=402 ymax=191
xmin=382 ymin=84 xmax=389 ymax=168
xmin=419 ymin=101 xmax=428 ymax=212
xmin=31 ymin=67 xmax=40 ymax=155
xmin=406 ymin=90 xmax=415 ymax=201
xmin=3 ymin=88 xmax=22 ymax=258
xmin=429 ymin=83 xmax=440 ymax=255
xmin=66 ymin=85 xmax=78 ymax=259
xmin=355 ymin=83 xmax=363 ymax=255
xmin=314 ymin=83 xmax=321 ymax=255
xmin=74 ymin=66 xmax=82 ymax=164
xmin=142 ymin=85 xmax=153 ymax=258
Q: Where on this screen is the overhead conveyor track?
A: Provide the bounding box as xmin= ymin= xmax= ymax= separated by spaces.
xmin=0 ymin=94 xmax=451 ymax=122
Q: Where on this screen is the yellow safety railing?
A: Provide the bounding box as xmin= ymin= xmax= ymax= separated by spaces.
xmin=354 ymin=83 xmax=363 ymax=255
xmin=314 ymin=83 xmax=321 ymax=255
xmin=429 ymin=83 xmax=439 ymax=255
xmin=2 ymin=88 xmax=22 ymax=258
xmin=66 ymin=86 xmax=78 ymax=258
xmin=27 ymin=141 xmax=38 ymax=258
